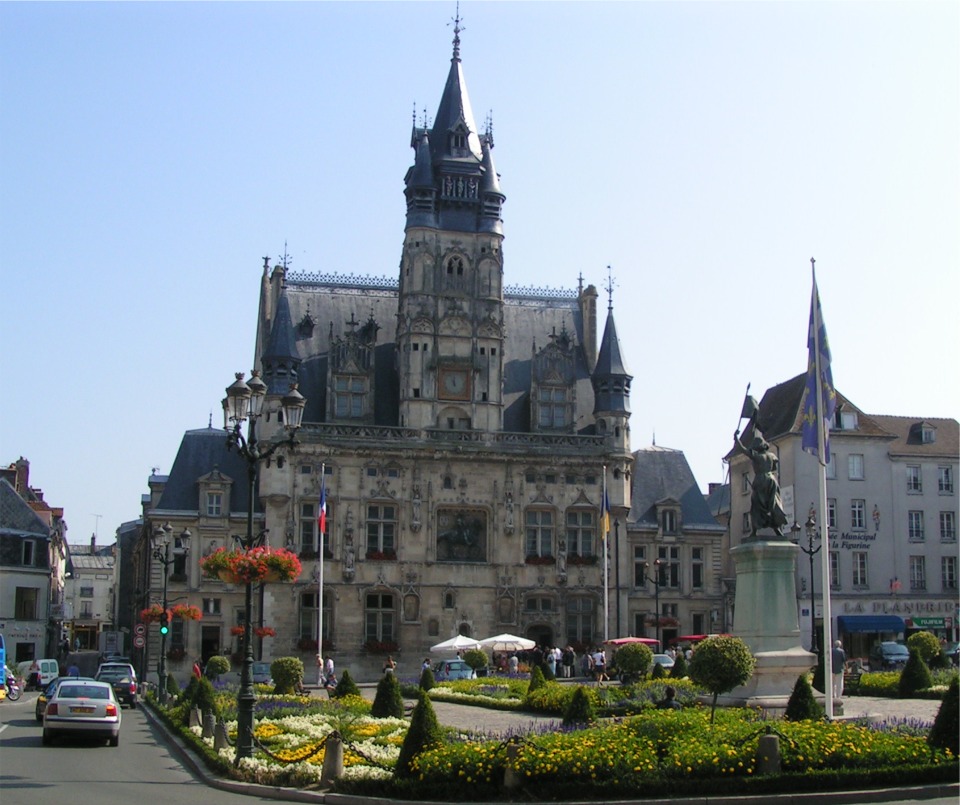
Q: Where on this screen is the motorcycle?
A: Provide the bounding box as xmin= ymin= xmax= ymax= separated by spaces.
xmin=4 ymin=676 xmax=23 ymax=701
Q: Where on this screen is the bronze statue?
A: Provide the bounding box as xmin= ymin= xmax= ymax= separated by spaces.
xmin=733 ymin=427 xmax=788 ymax=540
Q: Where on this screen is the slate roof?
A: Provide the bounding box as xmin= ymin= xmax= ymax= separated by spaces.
xmin=628 ymin=447 xmax=724 ymax=532
xmin=277 ymin=280 xmax=599 ymax=434
xmin=155 ymin=427 xmax=260 ymax=515
xmin=0 ymin=478 xmax=50 ymax=537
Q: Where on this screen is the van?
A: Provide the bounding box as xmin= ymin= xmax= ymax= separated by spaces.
xmin=18 ymin=658 xmax=60 ymax=689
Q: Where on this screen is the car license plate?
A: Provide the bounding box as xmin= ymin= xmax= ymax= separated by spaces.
xmin=71 ymin=706 xmax=95 ymax=713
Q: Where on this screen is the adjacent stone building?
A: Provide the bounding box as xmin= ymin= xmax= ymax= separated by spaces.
xmin=726 ymin=374 xmax=959 ymax=661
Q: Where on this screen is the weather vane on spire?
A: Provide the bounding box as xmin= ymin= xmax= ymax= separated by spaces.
xmin=450 ymin=2 xmax=464 ymax=60
xmin=605 ymin=265 xmax=616 ymax=311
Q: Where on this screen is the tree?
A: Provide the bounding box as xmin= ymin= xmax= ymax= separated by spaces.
xmin=784 ymin=674 xmax=824 ymax=721
xmin=526 ymin=664 xmax=547 ymax=697
xmin=670 ymin=651 xmax=688 ymax=679
xmin=395 ymin=692 xmax=444 ymax=778
xmin=205 ymin=655 xmax=230 ymax=681
xmin=371 ymin=671 xmax=404 ymax=718
xmin=927 ymin=676 xmax=959 ymax=756
xmin=462 ymin=649 xmax=488 ymax=673
xmin=898 ymin=649 xmax=933 ymax=698
xmin=419 ymin=665 xmax=435 ymax=692
xmin=612 ymin=643 xmax=653 ymax=684
xmin=330 ymin=668 xmax=361 ymax=699
xmin=906 ymin=631 xmax=941 ymax=665
xmin=562 ymin=685 xmax=596 ymax=726
xmin=688 ymin=636 xmax=756 ymax=722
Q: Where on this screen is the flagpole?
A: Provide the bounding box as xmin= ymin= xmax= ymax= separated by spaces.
xmin=811 ymin=261 xmax=835 ymax=719
xmin=317 ymin=464 xmax=325 ymax=676
xmin=602 ymin=465 xmax=609 ymax=642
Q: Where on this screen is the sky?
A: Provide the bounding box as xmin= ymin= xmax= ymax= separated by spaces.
xmin=2 ymin=1 xmax=957 ymax=546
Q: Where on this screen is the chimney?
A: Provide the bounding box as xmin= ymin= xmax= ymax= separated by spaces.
xmin=15 ymin=457 xmax=29 ymax=494
xmin=91 ymin=532 xmax=96 ymax=553
xmin=578 ymin=284 xmax=599 ymax=371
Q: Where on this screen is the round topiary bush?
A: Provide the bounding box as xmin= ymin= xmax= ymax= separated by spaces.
xmin=562 ymin=685 xmax=596 ymax=726
xmin=205 ymin=655 xmax=230 ymax=680
xmin=906 ymin=631 xmax=941 ymax=665
xmin=395 ymin=692 xmax=444 ymax=779
xmin=898 ymin=649 xmax=933 ymax=698
xmin=331 ymin=668 xmax=361 ymax=699
xmin=613 ymin=643 xmax=653 ymax=684
xmin=689 ymin=636 xmax=756 ymax=722
xmin=462 ymin=649 xmax=488 ymax=673
xmin=371 ymin=670 xmax=404 ymax=718
xmin=270 ymin=656 xmax=304 ymax=694
xmin=784 ymin=673 xmax=824 ymax=721
xmin=927 ymin=676 xmax=958 ymax=756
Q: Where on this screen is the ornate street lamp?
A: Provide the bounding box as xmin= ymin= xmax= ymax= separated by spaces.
xmin=641 ymin=559 xmax=664 ymax=648
xmin=150 ymin=522 xmax=191 ymax=704
xmin=797 ymin=511 xmax=821 ymax=654
xmin=222 ymin=371 xmax=305 ymax=764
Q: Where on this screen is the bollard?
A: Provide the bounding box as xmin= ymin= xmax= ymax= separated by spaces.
xmin=202 ymin=711 xmax=215 ymax=739
xmin=503 ymin=743 xmax=522 ymax=790
xmin=189 ymin=706 xmax=202 ymax=728
xmin=214 ymin=719 xmax=230 ymax=751
xmin=320 ymin=732 xmax=344 ymax=785
xmin=756 ymin=731 xmax=781 ymax=775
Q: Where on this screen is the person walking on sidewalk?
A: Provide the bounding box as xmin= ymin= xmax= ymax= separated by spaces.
xmin=831 ymin=640 xmax=847 ymax=698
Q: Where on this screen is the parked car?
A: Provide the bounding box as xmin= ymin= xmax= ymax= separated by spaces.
xmin=17 ymin=658 xmax=60 ymax=690
xmin=869 ymin=642 xmax=910 ymax=671
xmin=36 ymin=677 xmax=94 ymax=722
xmin=432 ymin=658 xmax=476 ymax=681
xmin=95 ymin=663 xmax=138 ymax=708
xmin=652 ymin=653 xmax=675 ymax=671
xmin=252 ymin=661 xmax=273 ymax=685
xmin=42 ymin=679 xmax=122 ymax=747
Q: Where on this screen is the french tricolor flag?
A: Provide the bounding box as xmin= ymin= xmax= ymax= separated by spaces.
xmin=317 ymin=476 xmax=327 ymax=537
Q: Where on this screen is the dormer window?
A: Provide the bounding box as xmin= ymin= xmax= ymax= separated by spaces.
xmin=451 ymin=132 xmax=466 ymax=151
xmin=922 ymin=425 xmax=936 ymax=444
xmin=334 ymin=375 xmax=365 ymax=418
xmin=538 ymin=387 xmax=568 ymax=429
xmin=661 ymin=508 xmax=679 ymax=535
xmin=834 ymin=407 xmax=858 ymax=430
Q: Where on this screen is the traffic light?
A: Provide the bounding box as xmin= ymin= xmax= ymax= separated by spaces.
xmin=159 ymin=611 xmax=169 ymax=636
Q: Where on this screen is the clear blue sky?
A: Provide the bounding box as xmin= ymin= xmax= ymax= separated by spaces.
xmin=2 ymin=1 xmax=957 ymax=545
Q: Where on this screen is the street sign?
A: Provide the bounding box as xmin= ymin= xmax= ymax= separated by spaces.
xmin=134 ymin=623 xmax=146 ymax=636
xmin=133 ymin=635 xmax=145 ymax=649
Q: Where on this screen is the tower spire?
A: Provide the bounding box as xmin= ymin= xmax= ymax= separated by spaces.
xmin=451 ymin=2 xmax=463 ymax=61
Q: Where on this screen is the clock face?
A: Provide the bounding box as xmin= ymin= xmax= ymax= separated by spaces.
xmin=440 ymin=369 xmax=469 ymax=399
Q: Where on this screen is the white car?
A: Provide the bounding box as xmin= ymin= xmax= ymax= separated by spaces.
xmin=652 ymin=653 xmax=675 ymax=670
xmin=42 ymin=679 xmax=122 ymax=747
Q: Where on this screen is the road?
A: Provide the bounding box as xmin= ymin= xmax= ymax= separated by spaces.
xmin=0 ymin=692 xmax=274 ymax=805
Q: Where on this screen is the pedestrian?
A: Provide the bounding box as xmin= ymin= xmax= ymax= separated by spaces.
xmin=324 ymin=655 xmax=335 ymax=683
xmin=656 ymin=685 xmax=682 ymax=710
xmin=67 ymin=662 xmax=80 ymax=677
xmin=193 ymin=659 xmax=202 ymax=679
xmin=831 ymin=640 xmax=847 ymax=698
xmin=383 ymin=655 xmax=397 ymax=674
xmin=508 ymin=653 xmax=519 ymax=674
xmin=546 ymin=645 xmax=557 ymax=677
xmin=422 ymin=657 xmax=431 ymax=673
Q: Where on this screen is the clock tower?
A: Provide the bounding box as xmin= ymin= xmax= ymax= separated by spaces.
xmin=396 ymin=17 xmax=506 ymax=433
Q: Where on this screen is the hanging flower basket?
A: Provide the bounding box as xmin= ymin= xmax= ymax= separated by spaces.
xmin=199 ymin=546 xmax=302 ymax=584
xmin=254 ymin=626 xmax=276 ymax=638
xmin=230 ymin=626 xmax=246 ymax=637
xmin=141 ymin=604 xmax=170 ymax=624
xmin=170 ymin=604 xmax=202 ymax=621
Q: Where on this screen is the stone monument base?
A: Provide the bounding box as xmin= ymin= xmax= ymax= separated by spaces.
xmin=714 ymin=646 xmax=817 ymax=715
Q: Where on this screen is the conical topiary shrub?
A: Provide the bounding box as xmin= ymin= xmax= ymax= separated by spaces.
xmin=526 ymin=664 xmax=547 ymax=696
xmin=670 ymin=652 xmax=688 ymax=679
xmin=651 ymin=661 xmax=666 ymax=680
xmin=927 ymin=676 xmax=959 ymax=756
xmin=395 ymin=692 xmax=444 ymax=778
xmin=331 ymin=668 xmax=361 ymax=699
xmin=562 ymin=685 xmax=596 ymax=726
xmin=784 ymin=674 xmax=824 ymax=721
xmin=371 ymin=670 xmax=404 ymax=718
xmin=419 ymin=665 xmax=435 ymax=692
xmin=166 ymin=672 xmax=180 ymax=701
xmin=898 ymin=649 xmax=933 ymax=698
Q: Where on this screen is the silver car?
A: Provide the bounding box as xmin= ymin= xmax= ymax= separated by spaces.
xmin=42 ymin=679 xmax=122 ymax=747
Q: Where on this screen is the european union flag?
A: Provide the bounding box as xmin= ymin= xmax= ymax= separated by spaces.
xmin=801 ymin=271 xmax=836 ymax=464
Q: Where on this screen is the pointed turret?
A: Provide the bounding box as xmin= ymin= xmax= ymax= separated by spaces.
xmin=261 ymin=290 xmax=301 ymax=395
xmin=593 ymin=307 xmax=631 ymax=412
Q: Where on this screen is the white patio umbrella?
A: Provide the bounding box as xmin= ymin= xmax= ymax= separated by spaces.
xmin=478 ymin=633 xmax=536 ymax=653
xmin=430 ymin=634 xmax=482 ymax=653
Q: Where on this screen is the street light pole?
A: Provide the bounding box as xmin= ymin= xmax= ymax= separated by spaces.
xmin=798 ymin=511 xmax=821 ymax=654
xmin=641 ymin=560 xmax=663 ymax=648
xmin=151 ymin=523 xmax=191 ymax=705
xmin=222 ymin=371 xmax=305 ymax=765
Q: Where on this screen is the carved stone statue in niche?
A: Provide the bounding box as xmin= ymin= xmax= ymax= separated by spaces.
xmin=343 ymin=534 xmax=356 ymax=581
xmin=498 ymin=594 xmax=515 ymax=623
xmin=411 ymin=484 xmax=422 ymax=532
xmin=404 ymin=593 xmax=420 ymax=622
xmin=504 ymin=491 xmax=514 ymax=534
xmin=557 ymin=538 xmax=567 ymax=583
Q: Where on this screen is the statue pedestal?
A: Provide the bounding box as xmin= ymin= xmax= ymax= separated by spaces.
xmin=716 ymin=540 xmax=816 ymax=712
